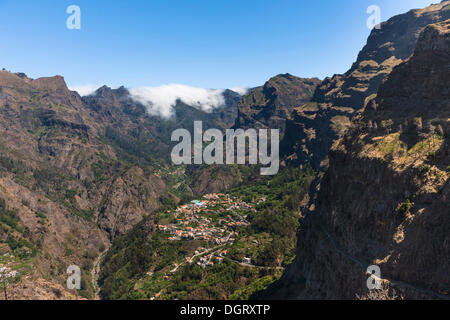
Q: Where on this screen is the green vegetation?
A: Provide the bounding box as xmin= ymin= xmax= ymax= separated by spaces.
xmin=98 ymin=166 xmax=315 ymax=300
xmin=227 ymin=166 xmax=314 ymax=267
xmin=0 ymin=198 xmax=35 ymax=299
xmin=0 ymin=197 xmax=37 ymax=260
xmin=0 ymin=199 xmax=23 ymax=233
xmin=408 ymin=134 xmax=444 ymax=157
xmin=103 ymin=126 xmax=162 ymax=168
xmin=398 ymin=199 xmax=413 ymax=215
xmin=376 ymin=133 xmax=406 ymax=156
xmin=99 ymin=227 xmax=199 ymax=299
xmin=229 ymin=273 xmax=282 ymax=300
xmin=4 ymin=237 xmax=36 ymax=259
xmin=35 ymin=211 xmax=47 ymax=219
xmin=134 ymin=260 xmax=268 ymax=300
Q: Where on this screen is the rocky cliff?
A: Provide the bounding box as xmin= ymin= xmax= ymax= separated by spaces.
xmin=261 ymin=19 xmax=449 ymax=300
xmin=234 ymin=74 xmax=320 ymax=135
xmin=314 ymin=1 xmax=450 ymax=109
xmin=282 ymin=1 xmax=450 ymax=171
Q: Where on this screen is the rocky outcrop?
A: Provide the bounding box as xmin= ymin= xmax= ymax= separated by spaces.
xmin=314 ymin=1 xmax=450 ymax=109
xmin=234 ymin=74 xmax=320 ymax=134
xmin=263 ymin=19 xmax=449 ymax=300
xmin=282 ymin=1 xmax=450 ymax=171
xmin=2 ymin=277 xmax=82 ymax=300
xmin=187 ymin=165 xmax=247 ymax=196
xmin=97 ymin=167 xmax=165 ymax=237
xmin=281 ymin=103 xmax=354 ymax=170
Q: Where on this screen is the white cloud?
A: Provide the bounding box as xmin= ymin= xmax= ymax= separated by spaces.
xmin=69 ymin=85 xmax=102 ymax=97
xmin=230 ymin=87 xmax=249 ymax=96
xmin=70 ymin=83 xmax=249 ymax=118
xmin=129 ymin=84 xmax=227 ymax=118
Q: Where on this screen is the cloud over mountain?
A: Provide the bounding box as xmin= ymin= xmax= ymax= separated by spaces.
xmin=69 ymin=85 xmax=106 ymax=97
xmin=70 ymin=84 xmax=248 ymax=118
xmin=129 ymin=84 xmax=228 ymax=118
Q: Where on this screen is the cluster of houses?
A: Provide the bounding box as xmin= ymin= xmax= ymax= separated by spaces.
xmin=150 ymin=193 xmax=267 ymax=284
xmin=157 ymin=193 xmax=252 ymax=244
xmin=147 ymin=193 xmax=269 ymax=299
xmin=197 ymin=249 xmax=228 ymax=268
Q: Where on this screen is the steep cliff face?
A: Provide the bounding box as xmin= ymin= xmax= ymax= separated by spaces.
xmin=282 ymin=1 xmax=450 ymax=171
xmin=234 ymin=74 xmax=320 ymax=134
xmin=281 ymin=103 xmax=354 ymax=170
xmin=264 ymin=19 xmax=449 ymax=300
xmin=314 ymin=1 xmax=450 ymax=109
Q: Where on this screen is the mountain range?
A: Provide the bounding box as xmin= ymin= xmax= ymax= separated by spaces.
xmin=0 ymin=1 xmax=448 ymax=300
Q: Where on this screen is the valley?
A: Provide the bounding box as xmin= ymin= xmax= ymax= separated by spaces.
xmin=98 ymin=166 xmax=314 ymax=300
xmin=0 ymin=1 xmax=449 ymax=301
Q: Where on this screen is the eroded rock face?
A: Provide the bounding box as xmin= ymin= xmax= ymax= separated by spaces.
xmin=264 ymin=20 xmax=449 ymax=300
xmin=188 ymin=165 xmax=246 ymax=196
xmin=281 ymin=103 xmax=355 ymax=170
xmin=97 ymin=167 xmax=165 ymax=238
xmin=234 ymin=74 xmax=321 ymax=135
xmin=282 ymin=1 xmax=450 ymax=172
xmin=314 ymin=1 xmax=450 ymax=109
xmin=2 ymin=277 xmax=82 ymax=300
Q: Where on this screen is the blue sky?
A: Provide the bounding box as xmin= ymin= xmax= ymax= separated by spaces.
xmin=0 ymin=0 xmax=437 ymax=90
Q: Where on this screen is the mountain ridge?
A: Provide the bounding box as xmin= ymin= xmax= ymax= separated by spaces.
xmin=257 ymin=18 xmax=449 ymax=300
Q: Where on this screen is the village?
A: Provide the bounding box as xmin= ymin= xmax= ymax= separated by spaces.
xmin=157 ymin=193 xmax=263 ymax=269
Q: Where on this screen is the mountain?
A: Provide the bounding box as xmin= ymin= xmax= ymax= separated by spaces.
xmin=0 ymin=71 xmax=174 ymax=298
xmin=282 ymin=1 xmax=450 ymax=170
xmin=83 ymin=85 xmax=240 ymax=140
xmin=258 ymin=18 xmax=449 ymax=300
xmin=281 ymin=102 xmax=355 ymax=170
xmin=83 ymin=85 xmax=246 ymax=197
xmin=234 ymin=74 xmax=321 ymax=135
xmin=1 ymin=1 xmax=448 ymax=302
xmin=314 ymin=1 xmax=450 ymax=109
xmin=0 ymin=71 xmax=243 ymax=299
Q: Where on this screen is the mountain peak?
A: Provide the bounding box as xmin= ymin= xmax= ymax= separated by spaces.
xmin=0 ymin=70 xmax=70 ymax=95
xmin=31 ymin=75 xmax=70 ymax=94
xmin=313 ymin=1 xmax=450 ymax=109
